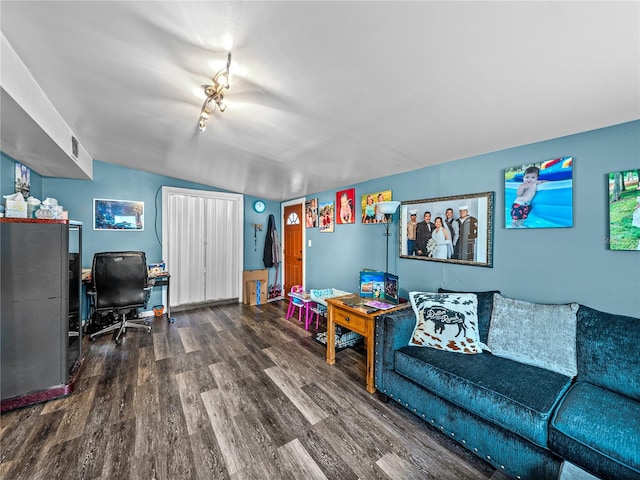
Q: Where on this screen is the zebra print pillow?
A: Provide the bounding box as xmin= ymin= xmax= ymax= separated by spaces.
xmin=408 ymin=292 xmax=482 ymax=354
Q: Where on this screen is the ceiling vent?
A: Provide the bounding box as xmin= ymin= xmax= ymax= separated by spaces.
xmin=71 ymin=136 xmax=79 ymax=159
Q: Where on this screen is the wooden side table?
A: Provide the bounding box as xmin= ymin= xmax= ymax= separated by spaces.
xmin=325 ymin=296 xmax=408 ymax=394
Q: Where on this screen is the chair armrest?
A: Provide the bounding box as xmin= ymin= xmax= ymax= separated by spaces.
xmin=374 ymin=308 xmax=416 ymax=389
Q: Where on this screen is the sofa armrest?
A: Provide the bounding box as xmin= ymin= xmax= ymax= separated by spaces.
xmin=375 ymin=307 xmax=416 ymax=390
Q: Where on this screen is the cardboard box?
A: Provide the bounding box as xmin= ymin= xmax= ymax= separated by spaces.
xmin=243 ymin=269 xmax=268 ymax=305
xmin=245 ymin=279 xmax=268 ymax=306
xmin=5 ymin=200 xmax=27 ymax=218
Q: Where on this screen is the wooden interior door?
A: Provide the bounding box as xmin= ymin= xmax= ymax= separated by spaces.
xmin=283 ymin=204 xmax=303 ymax=294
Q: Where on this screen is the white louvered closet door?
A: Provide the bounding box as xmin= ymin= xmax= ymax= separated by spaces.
xmin=162 ymin=187 xmax=244 ymax=308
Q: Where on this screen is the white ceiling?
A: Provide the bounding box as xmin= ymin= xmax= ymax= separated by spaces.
xmin=1 ymin=1 xmax=638 ymax=201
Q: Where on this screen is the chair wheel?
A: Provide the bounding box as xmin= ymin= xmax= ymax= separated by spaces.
xmin=147 ymin=327 xmax=152 ymax=334
xmin=144 ymin=320 xmax=149 ymax=326
xmin=90 ymin=336 xmax=96 ymax=342
xmin=169 ymin=318 xmax=175 ymax=324
xmin=115 ymin=337 xmax=122 ymax=345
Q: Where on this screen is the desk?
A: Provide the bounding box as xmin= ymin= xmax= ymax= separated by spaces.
xmin=326 ymin=296 xmax=408 ymax=394
xmin=149 ymin=273 xmax=174 ymax=323
xmin=84 ymin=271 xmax=174 ymax=325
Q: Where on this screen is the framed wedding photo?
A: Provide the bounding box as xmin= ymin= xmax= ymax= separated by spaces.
xmin=400 ymin=191 xmax=494 ymax=267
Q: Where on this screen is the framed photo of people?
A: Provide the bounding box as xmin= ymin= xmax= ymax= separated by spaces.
xmin=319 ymin=200 xmax=335 ymax=233
xmin=361 ymin=189 xmax=393 ymax=224
xmin=399 ymin=192 xmax=494 ymax=267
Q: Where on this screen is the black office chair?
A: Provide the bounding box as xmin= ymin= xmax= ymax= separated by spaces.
xmin=89 ymin=251 xmax=152 ymax=344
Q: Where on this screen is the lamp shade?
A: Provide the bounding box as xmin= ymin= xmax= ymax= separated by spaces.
xmin=375 ymin=201 xmax=401 ymax=215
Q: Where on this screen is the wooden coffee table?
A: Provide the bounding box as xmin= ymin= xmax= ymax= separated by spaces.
xmin=325 ymin=296 xmax=408 ymax=394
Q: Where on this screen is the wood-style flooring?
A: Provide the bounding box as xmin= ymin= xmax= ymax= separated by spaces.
xmin=1 ymin=300 xmax=507 ymax=480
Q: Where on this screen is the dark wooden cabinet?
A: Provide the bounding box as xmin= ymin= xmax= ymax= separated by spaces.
xmin=0 ymin=218 xmax=83 ymax=410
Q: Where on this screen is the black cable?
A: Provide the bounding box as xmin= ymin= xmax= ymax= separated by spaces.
xmin=154 ymin=185 xmax=163 ymax=247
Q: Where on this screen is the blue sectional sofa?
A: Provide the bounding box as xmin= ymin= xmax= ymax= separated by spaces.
xmin=374 ymin=292 xmax=639 ymax=480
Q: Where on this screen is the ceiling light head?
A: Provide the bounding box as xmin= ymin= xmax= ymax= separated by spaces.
xmin=198 ymin=52 xmax=232 ymax=133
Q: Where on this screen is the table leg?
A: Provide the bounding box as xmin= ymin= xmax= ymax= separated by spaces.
xmin=326 ymin=307 xmax=336 ymax=365
xmin=166 ymin=277 xmax=174 ymax=323
xmin=305 ymin=303 xmax=313 ymax=330
xmin=365 ymin=329 xmax=376 ymax=394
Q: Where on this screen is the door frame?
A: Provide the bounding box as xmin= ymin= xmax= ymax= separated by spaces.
xmin=281 ymin=197 xmax=306 ymax=290
xmin=162 ymin=186 xmax=244 ymax=305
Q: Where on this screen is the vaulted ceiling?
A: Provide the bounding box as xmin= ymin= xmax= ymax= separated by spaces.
xmin=1 ymin=1 xmax=638 ymax=201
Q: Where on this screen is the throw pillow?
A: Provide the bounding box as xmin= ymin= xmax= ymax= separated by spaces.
xmin=438 ymin=288 xmax=500 ymax=344
xmin=408 ymin=292 xmax=482 ymax=354
xmin=487 ymin=293 xmax=578 ymax=377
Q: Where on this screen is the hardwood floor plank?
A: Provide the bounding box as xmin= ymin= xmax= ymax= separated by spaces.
xmin=158 ymin=374 xmax=197 ymax=480
xmin=188 ymin=427 xmax=231 ymax=480
xmin=153 ymin=331 xmax=172 ymax=361
xmin=263 ymin=365 xmax=329 ymax=425
xmin=277 ymin=438 xmax=329 ymax=480
xmin=376 ymin=451 xmax=429 ymax=480
xmin=178 ymin=326 xmax=201 ymax=353
xmin=130 ymin=411 xmax=169 ymax=480
xmin=176 ymin=370 xmax=210 ymax=436
xmin=100 ymin=418 xmax=136 ymax=479
xmin=0 ymin=300 xmax=498 ymax=480
xmin=0 ymin=411 xmax=63 ymax=480
xmin=201 ymin=388 xmax=242 ymax=475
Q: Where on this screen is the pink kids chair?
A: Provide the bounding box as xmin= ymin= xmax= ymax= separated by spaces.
xmin=286 ymin=285 xmax=305 ymax=323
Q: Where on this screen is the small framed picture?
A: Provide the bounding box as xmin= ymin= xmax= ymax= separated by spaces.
xmin=319 ymin=201 xmax=334 ymax=233
xmin=305 ymin=198 xmax=318 ymax=228
xmin=93 ymin=198 xmax=144 ymax=231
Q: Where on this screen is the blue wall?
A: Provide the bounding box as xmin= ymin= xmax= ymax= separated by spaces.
xmin=303 ymin=121 xmax=640 ymax=317
xmin=0 ymin=157 xmax=281 ymax=307
xmin=2 ymin=121 xmax=638 ymax=317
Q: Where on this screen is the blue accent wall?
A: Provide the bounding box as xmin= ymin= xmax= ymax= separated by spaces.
xmin=303 ymin=121 xmax=640 ymax=318
xmin=0 ymin=157 xmax=281 ymax=308
xmin=2 ymin=120 xmax=638 ymax=317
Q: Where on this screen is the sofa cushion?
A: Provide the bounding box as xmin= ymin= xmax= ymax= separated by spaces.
xmin=408 ymin=292 xmax=482 ymax=354
xmin=487 ymin=294 xmax=578 ymax=377
xmin=395 ymin=345 xmax=572 ymax=447
xmin=550 ymin=382 xmax=640 ymax=479
xmin=438 ymin=289 xmax=499 ymax=344
xmin=575 ymin=305 xmax=640 ymax=400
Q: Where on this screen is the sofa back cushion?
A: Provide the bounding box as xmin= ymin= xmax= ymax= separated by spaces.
xmin=576 ymin=304 xmax=640 ymax=400
xmin=487 ymin=294 xmax=578 ymax=378
xmin=438 ymin=289 xmax=499 ymax=344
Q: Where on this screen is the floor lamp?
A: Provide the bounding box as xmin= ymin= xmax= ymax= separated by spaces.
xmin=376 ymin=201 xmax=401 ymax=273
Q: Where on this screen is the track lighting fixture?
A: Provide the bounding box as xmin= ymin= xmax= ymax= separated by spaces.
xmin=198 ymin=52 xmax=231 ymax=132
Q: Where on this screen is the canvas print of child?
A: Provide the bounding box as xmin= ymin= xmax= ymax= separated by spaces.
xmin=505 ymin=157 xmax=574 ymax=229
xmin=319 ymin=201 xmax=334 ymax=233
xmin=336 ymin=189 xmax=355 ymax=224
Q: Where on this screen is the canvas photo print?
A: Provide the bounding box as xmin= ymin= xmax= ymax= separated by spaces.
xmin=608 ymin=170 xmax=640 ymax=251
xmin=505 ymin=156 xmax=573 ymax=229
xmin=361 ymin=189 xmax=393 ymax=224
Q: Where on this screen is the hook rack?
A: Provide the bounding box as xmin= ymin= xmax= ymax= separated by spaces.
xmin=252 ymin=223 xmax=263 ymax=251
